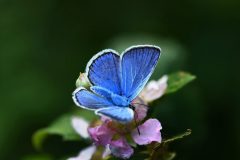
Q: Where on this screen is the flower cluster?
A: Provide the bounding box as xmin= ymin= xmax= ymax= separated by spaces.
xmin=69 ymin=75 xmax=168 ymax=160
xmin=88 ymin=107 xmax=162 ymax=159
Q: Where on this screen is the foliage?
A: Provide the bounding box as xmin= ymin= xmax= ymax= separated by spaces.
xmin=32 ymin=109 xmax=96 ymax=150
xmin=165 ymin=72 xmax=196 ymax=94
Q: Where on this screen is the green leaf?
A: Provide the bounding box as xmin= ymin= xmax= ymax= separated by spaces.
xmin=165 ymin=71 xmax=196 ymax=94
xmin=32 ymin=109 xmax=96 ymax=150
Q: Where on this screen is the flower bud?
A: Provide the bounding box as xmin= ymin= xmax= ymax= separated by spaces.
xmin=76 ymin=72 xmax=90 ymax=88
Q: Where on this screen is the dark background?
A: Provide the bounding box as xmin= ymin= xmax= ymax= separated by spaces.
xmin=0 ymin=0 xmax=239 ymax=159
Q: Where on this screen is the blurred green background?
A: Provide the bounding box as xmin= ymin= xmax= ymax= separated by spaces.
xmin=0 ymin=0 xmax=239 ymax=159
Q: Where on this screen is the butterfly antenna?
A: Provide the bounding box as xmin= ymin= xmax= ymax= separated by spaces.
xmin=133 ymin=109 xmax=141 ymax=135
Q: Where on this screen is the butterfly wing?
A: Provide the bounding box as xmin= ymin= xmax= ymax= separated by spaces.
xmin=74 ymin=46 xmax=159 ymax=123
xmin=90 ymin=86 xmax=112 ymax=99
xmin=73 ymin=87 xmax=133 ymax=122
xmin=73 ymin=87 xmax=113 ymax=110
xmin=95 ymin=107 xmax=134 ymax=123
xmin=86 ymin=49 xmax=121 ymax=95
xmin=121 ymin=45 xmax=161 ymax=101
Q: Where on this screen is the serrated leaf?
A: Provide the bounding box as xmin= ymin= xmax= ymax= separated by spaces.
xmin=32 ymin=109 xmax=96 ymax=150
xmin=165 ymin=71 xmax=196 ymax=94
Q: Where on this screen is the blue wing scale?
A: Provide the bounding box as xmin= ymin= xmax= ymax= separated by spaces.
xmin=73 ymin=87 xmax=113 ymax=110
xmin=121 ymin=46 xmax=160 ymax=101
xmin=95 ymin=107 xmax=134 ymax=123
xmin=86 ymin=50 xmax=121 ymax=95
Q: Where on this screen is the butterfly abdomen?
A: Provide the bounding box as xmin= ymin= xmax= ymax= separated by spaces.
xmin=91 ymin=85 xmax=129 ymax=107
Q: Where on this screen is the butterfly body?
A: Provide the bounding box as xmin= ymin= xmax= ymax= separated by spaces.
xmin=73 ymin=45 xmax=161 ymax=123
xmin=91 ymin=86 xmax=130 ymax=107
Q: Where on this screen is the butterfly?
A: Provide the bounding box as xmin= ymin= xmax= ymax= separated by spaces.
xmin=72 ymin=45 xmax=161 ymax=123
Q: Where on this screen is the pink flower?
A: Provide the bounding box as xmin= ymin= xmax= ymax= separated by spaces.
xmin=132 ymin=119 xmax=162 ymax=145
xmin=140 ymin=75 xmax=168 ymax=103
xmin=109 ymin=137 xmax=134 ymax=159
xmin=88 ymin=120 xmax=114 ymax=146
xmin=131 ymin=97 xmax=148 ymax=121
xmin=69 ymin=117 xmax=96 ymax=160
xmin=102 ymin=144 xmax=111 ymax=159
xmin=74 ymin=110 xmax=162 ymax=159
xmin=88 ymin=120 xmax=135 ymax=159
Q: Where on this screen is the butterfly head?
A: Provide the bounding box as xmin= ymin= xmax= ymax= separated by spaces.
xmin=129 ymin=104 xmax=136 ymax=111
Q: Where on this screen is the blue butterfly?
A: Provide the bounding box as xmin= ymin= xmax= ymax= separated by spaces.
xmin=73 ymin=45 xmax=161 ymax=123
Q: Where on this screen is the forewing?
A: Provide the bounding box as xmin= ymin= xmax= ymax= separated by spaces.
xmin=73 ymin=87 xmax=113 ymax=110
xmin=95 ymin=107 xmax=134 ymax=123
xmin=86 ymin=50 xmax=121 ymax=94
xmin=121 ymin=45 xmax=161 ymax=101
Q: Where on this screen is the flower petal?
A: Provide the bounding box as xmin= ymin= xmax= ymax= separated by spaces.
xmin=110 ymin=137 xmax=134 ymax=159
xmin=102 ymin=144 xmax=111 ymax=159
xmin=132 ymin=118 xmax=162 ymax=145
xmin=71 ymin=117 xmax=89 ymax=139
xmin=101 ymin=115 xmax=112 ymax=122
xmin=132 ymin=97 xmax=148 ymax=121
xmin=68 ymin=145 xmax=96 ymax=160
xmin=88 ymin=121 xmax=114 ymax=146
xmin=139 ymin=75 xmax=168 ymax=103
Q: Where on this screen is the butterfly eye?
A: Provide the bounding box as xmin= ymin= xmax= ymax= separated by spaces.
xmin=129 ymin=104 xmax=135 ymax=111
